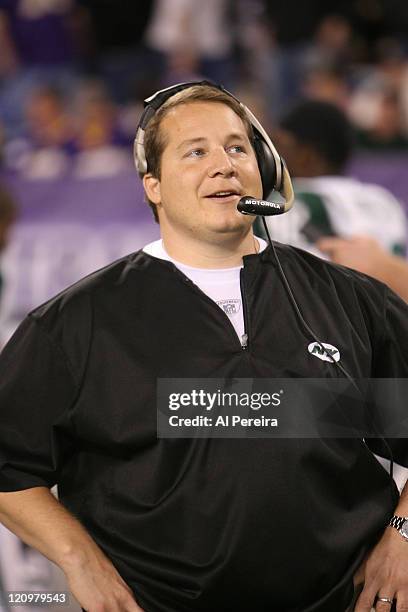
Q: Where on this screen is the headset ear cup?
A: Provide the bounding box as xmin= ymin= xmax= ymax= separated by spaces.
xmin=254 ymin=136 xmax=277 ymax=198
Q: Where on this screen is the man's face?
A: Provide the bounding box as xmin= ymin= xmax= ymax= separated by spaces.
xmin=144 ymin=101 xmax=263 ymax=243
xmin=273 ymin=128 xmax=302 ymax=177
xmin=274 ymin=128 xmax=321 ymax=178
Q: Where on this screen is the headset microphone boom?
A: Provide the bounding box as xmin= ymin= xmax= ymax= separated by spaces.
xmin=237 ymin=196 xmax=288 ymax=216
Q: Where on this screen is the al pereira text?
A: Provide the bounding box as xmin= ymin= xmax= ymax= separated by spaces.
xmin=168 ymin=415 xmax=279 ymax=427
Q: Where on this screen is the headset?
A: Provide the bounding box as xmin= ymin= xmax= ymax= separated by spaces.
xmin=133 ymin=80 xmax=294 ymax=211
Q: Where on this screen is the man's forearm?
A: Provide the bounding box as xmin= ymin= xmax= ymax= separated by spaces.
xmin=0 ymin=487 xmax=104 ymax=570
xmin=0 ymin=487 xmax=143 ymax=611
xmin=317 ymin=236 xmax=408 ymax=303
xmin=379 ymin=255 xmax=408 ymax=303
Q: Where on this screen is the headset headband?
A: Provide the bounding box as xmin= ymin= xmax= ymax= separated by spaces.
xmin=134 ymin=80 xmax=294 ymax=212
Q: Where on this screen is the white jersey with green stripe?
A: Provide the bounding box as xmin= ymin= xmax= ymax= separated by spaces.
xmin=259 ymin=175 xmax=407 ymax=258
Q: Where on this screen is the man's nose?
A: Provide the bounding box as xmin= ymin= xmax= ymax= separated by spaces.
xmin=207 ymin=147 xmax=236 ymax=177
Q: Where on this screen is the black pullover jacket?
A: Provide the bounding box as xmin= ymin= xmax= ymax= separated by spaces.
xmin=0 ymin=243 xmax=407 ymax=612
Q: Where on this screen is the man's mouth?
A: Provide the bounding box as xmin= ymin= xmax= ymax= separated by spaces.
xmin=206 ymin=190 xmax=241 ymax=200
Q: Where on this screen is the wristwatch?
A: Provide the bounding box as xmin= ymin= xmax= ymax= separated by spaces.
xmin=388 ymin=515 xmax=408 ymax=541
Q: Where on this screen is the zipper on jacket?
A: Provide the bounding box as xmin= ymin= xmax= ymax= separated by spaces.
xmin=176 ymin=267 xmax=251 ymax=352
xmin=240 ymin=269 xmax=250 ymax=350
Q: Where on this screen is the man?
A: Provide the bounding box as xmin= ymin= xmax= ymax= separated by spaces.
xmin=0 ymin=83 xmax=407 ymax=612
xmin=257 ymin=100 xmax=407 ymax=259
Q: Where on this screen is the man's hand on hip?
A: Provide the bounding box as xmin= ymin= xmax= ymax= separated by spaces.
xmin=354 ymin=528 xmax=408 ymax=611
xmin=63 ymin=548 xmax=145 ymax=612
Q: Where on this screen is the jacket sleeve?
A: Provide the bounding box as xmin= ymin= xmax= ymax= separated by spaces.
xmin=0 ymin=315 xmax=78 ymax=491
xmin=367 ymin=287 xmax=408 ymax=467
xmin=377 ymin=288 xmax=408 ymax=376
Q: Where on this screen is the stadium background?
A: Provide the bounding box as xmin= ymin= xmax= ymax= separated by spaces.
xmin=0 ymin=1 xmax=408 ymax=610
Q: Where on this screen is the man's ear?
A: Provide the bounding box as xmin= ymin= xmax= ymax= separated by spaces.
xmin=143 ymin=173 xmax=161 ymax=205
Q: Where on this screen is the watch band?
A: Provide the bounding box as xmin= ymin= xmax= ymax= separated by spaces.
xmin=389 ymin=515 xmax=408 ymax=531
xmin=389 ymin=515 xmax=408 ymax=543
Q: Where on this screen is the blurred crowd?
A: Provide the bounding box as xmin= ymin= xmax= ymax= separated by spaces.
xmin=1 ymin=0 xmax=408 ymax=180
xmin=1 ymin=3 xmax=408 ymax=608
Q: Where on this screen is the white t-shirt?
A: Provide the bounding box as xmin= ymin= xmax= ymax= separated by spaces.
xmin=143 ymin=238 xmax=267 ymax=344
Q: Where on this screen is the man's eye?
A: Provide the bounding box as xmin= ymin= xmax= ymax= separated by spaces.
xmin=188 ymin=149 xmax=205 ymax=157
xmin=228 ymin=145 xmax=245 ymax=153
